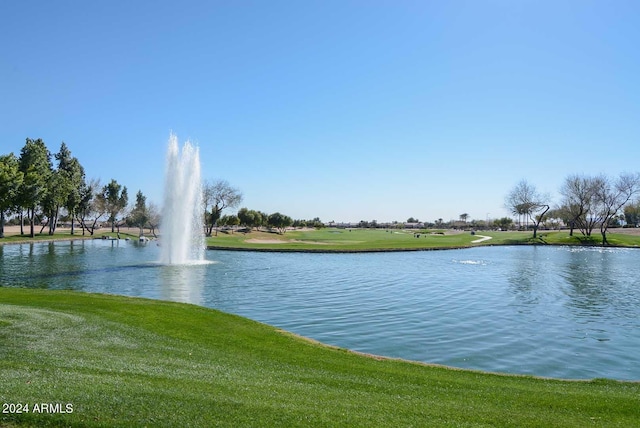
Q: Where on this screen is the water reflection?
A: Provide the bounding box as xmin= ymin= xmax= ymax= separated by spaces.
xmin=562 ymin=248 xmax=613 ymax=317
xmin=571 ymin=249 xmax=639 ymax=330
xmin=507 ymin=246 xmax=550 ymax=305
xmin=159 ymin=263 xmax=206 ymax=305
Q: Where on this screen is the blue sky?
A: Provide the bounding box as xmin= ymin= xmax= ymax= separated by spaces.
xmin=2 ymin=1 xmax=639 ymax=223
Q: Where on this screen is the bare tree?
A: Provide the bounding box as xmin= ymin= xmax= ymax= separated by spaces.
xmin=202 ymin=179 xmax=243 ymax=236
xmin=147 ymin=202 xmax=161 ymax=238
xmin=593 ymin=173 xmax=640 ymax=245
xmin=505 ymin=180 xmax=550 ymax=239
xmin=75 ymin=178 xmax=108 ymax=235
xmin=558 ymin=174 xmax=599 ymax=237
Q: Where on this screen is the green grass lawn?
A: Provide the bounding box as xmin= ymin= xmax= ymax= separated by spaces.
xmin=206 ymin=227 xmax=640 ymax=251
xmin=0 ymin=230 xmax=140 ymax=245
xmin=207 ymin=228 xmax=479 ymax=251
xmin=4 ymin=227 xmax=640 ymax=252
xmin=1 ymin=288 xmax=639 ymax=427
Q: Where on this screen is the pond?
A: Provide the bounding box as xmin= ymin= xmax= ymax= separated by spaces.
xmin=1 ymin=239 xmax=639 ymax=380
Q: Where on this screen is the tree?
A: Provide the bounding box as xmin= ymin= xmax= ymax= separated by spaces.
xmin=257 ymin=211 xmax=268 ymax=229
xmin=237 ymin=207 xmax=255 ymax=229
xmin=0 ymin=153 xmax=23 ymax=238
xmin=55 ymin=142 xmax=86 ymax=235
xmin=558 ymin=174 xmax=599 ymax=237
xmin=18 ymin=138 xmax=52 ymax=237
xmin=267 ymin=212 xmax=293 ymax=234
xmin=624 ymin=200 xmax=640 ymax=227
xmin=505 ymin=180 xmax=550 ymax=239
xmin=493 ymin=217 xmax=513 ymax=231
xmin=593 ymin=173 xmax=640 ymax=245
xmin=236 ymin=208 xmax=265 ymax=231
xmin=37 ymin=142 xmax=83 ymax=236
xmin=129 ymin=190 xmax=149 ymax=236
xmin=202 ymin=179 xmax=243 ymax=236
xmin=41 ymin=168 xmax=70 ymax=235
xmin=75 ymin=178 xmax=107 ymax=236
xmin=147 ymin=202 xmax=161 ymax=238
xmin=459 ymin=213 xmax=469 ymax=224
xmin=219 ymin=214 xmax=240 ymax=232
xmin=102 ymin=179 xmax=128 ymax=233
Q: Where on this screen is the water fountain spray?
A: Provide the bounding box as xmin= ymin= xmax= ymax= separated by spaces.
xmin=160 ymin=133 xmax=205 ymax=264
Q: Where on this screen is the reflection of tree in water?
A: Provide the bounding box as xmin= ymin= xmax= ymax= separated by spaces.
xmin=507 ymin=247 xmax=638 ymax=321
xmin=506 ymin=246 xmax=640 ymax=356
xmin=507 ymin=246 xmax=552 ymax=306
xmin=561 ymin=249 xmax=612 ymax=318
xmin=561 ymin=248 xmax=640 ymax=328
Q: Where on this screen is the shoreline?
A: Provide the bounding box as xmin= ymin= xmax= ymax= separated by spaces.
xmin=206 ymin=245 xmax=474 ymax=253
xmin=206 ymin=241 xmax=639 ymax=253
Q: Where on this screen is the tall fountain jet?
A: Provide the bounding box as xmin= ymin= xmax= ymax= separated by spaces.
xmin=160 ymin=133 xmax=205 ymax=264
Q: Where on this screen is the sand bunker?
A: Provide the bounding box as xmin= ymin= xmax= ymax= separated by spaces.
xmin=244 ymin=239 xmax=287 ymax=244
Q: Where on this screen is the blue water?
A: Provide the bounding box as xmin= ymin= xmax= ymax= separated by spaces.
xmin=1 ymin=239 xmax=639 ymax=380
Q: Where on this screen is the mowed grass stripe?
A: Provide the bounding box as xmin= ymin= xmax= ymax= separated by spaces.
xmin=1 ymin=288 xmax=639 ymax=427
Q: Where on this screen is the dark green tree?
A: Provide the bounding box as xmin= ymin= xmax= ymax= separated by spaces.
xmin=267 ymin=212 xmax=293 ymax=234
xmin=129 ymin=190 xmax=149 ymax=236
xmin=41 ymin=168 xmax=69 ymax=235
xmin=237 ymin=208 xmax=262 ymax=229
xmin=492 ymin=217 xmax=513 ymax=231
xmin=18 ymin=138 xmax=52 ymax=237
xmin=624 ymin=200 xmax=640 ymax=227
xmin=55 ymin=142 xmax=86 ymax=235
xmin=102 ymin=179 xmax=128 ymax=233
xmin=218 ymin=214 xmax=240 ymax=232
xmin=0 ymin=153 xmax=24 ymax=238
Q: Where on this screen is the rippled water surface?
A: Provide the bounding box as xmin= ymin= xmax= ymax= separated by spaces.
xmin=2 ymin=240 xmax=639 ymax=380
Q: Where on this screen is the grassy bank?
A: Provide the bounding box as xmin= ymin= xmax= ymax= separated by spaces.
xmin=0 ymin=229 xmax=141 ymax=246
xmin=1 ymin=288 xmax=639 ymax=427
xmin=4 ymin=227 xmax=640 ymax=252
xmin=205 ymin=227 xmax=640 ymax=252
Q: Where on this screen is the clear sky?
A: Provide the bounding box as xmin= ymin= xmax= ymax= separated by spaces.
xmin=2 ymin=1 xmax=639 ymax=223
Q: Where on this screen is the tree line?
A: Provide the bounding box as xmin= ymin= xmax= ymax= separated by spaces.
xmin=200 ymin=179 xmax=322 ymax=235
xmin=505 ymin=172 xmax=640 ymax=245
xmin=0 ymin=138 xmax=318 ymax=239
xmin=0 ymin=138 xmax=154 ymax=238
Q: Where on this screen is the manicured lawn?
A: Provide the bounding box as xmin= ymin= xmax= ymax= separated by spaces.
xmin=206 ymin=227 xmax=640 ymax=251
xmin=1 ymin=288 xmax=639 ymax=427
xmin=4 ymin=227 xmax=640 ymax=252
xmin=207 ymin=228 xmax=478 ymax=251
xmin=0 ymin=230 xmax=140 ymax=245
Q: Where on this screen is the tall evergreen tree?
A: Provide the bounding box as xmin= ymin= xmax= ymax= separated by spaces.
xmin=18 ymin=138 xmax=52 ymax=237
xmin=0 ymin=153 xmax=23 ymax=238
xmin=55 ymin=142 xmax=86 ymax=235
xmin=129 ymin=190 xmax=149 ymax=236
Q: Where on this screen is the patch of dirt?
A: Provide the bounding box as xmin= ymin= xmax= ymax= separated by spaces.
xmin=611 ymin=227 xmax=640 ymax=236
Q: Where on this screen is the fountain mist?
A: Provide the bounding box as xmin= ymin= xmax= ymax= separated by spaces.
xmin=160 ymin=133 xmax=205 ymax=264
